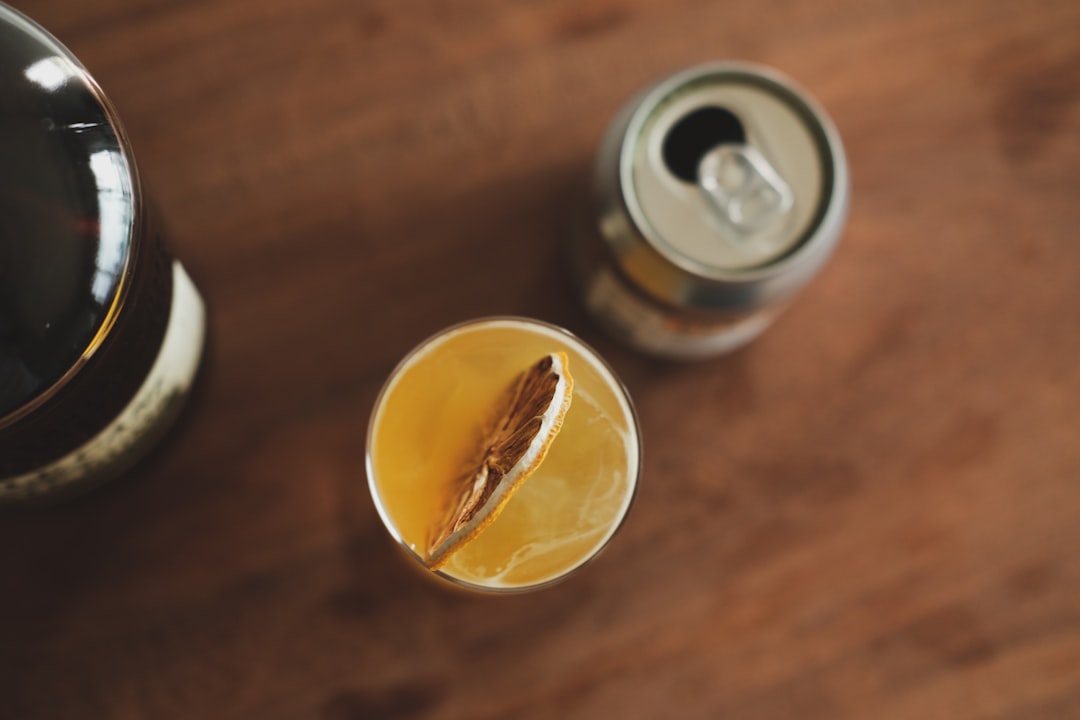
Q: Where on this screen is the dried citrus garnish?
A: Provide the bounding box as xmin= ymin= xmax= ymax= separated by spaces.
xmin=426 ymin=352 xmax=573 ymax=570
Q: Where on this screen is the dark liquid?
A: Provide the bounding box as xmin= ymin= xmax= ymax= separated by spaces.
xmin=0 ymin=14 xmax=133 ymax=418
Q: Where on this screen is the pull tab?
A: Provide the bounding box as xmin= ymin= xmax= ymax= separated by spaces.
xmin=697 ymin=145 xmax=793 ymax=234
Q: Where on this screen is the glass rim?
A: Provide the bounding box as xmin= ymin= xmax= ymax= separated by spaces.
xmin=365 ymin=315 xmax=643 ymax=594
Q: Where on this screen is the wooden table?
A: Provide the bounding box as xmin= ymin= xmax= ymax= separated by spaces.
xmin=3 ymin=0 xmax=1079 ymax=717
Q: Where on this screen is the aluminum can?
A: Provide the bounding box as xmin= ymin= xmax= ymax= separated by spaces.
xmin=574 ymin=62 xmax=849 ymax=359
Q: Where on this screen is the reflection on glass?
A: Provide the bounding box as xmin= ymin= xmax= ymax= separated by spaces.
xmin=24 ymin=55 xmax=74 ymax=91
xmin=0 ymin=7 xmax=136 ymax=418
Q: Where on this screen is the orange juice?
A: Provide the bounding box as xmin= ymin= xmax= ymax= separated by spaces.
xmin=366 ymin=318 xmax=640 ymax=591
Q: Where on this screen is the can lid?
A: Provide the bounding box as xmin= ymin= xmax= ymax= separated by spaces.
xmin=0 ymin=5 xmax=138 ymax=422
xmin=621 ymin=63 xmax=843 ymax=276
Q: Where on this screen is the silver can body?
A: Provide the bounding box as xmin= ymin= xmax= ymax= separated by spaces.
xmin=574 ymin=62 xmax=850 ymax=359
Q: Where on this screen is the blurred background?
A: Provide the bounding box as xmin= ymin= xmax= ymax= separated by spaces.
xmin=2 ymin=1 xmax=1079 ymax=718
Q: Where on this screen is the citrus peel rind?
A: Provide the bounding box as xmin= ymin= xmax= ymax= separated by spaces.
xmin=425 ymin=352 xmax=573 ymax=570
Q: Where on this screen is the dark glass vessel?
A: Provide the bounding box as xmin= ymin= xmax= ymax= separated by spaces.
xmin=0 ymin=3 xmax=205 ymax=502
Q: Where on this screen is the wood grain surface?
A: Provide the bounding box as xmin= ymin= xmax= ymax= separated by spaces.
xmin=3 ymin=0 xmax=1080 ymax=718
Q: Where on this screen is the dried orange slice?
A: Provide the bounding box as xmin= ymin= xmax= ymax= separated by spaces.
xmin=425 ymin=352 xmax=573 ymax=570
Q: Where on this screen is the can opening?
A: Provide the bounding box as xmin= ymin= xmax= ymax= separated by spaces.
xmin=661 ymin=106 xmax=745 ymax=183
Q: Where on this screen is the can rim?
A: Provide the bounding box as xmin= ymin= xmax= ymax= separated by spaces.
xmin=617 ymin=60 xmax=849 ymax=284
xmin=0 ymin=3 xmax=143 ymax=429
